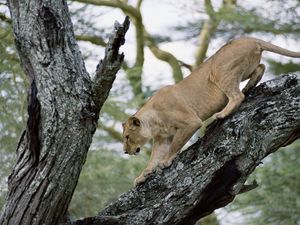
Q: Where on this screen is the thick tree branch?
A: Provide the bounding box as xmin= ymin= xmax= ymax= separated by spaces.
xmin=67 ymin=73 xmax=300 ymax=225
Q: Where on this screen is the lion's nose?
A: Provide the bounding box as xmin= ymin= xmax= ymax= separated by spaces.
xmin=136 ymin=147 xmax=140 ymax=153
xmin=124 ymin=151 xmax=128 ymax=154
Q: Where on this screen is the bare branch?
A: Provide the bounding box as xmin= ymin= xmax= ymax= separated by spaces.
xmin=204 ymin=0 xmax=216 ymax=18
xmin=73 ymin=0 xmax=140 ymax=18
xmin=92 ymin=16 xmax=130 ymax=111
xmin=136 ymin=0 xmax=143 ymax=9
xmin=101 ymin=124 xmax=123 ymax=142
xmin=178 ymin=60 xmax=193 ymax=72
xmin=145 ymin=33 xmax=183 ymax=82
xmin=76 ymin=34 xmax=106 ymax=46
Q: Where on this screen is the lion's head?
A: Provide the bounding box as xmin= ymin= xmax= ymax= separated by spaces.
xmin=122 ymin=116 xmax=149 ymax=155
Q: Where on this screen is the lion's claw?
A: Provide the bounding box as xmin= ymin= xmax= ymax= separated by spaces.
xmin=159 ymin=158 xmax=174 ymax=169
xmin=134 ymin=175 xmax=146 ymax=187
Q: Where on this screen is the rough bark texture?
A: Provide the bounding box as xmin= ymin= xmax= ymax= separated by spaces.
xmin=2 ymin=1 xmax=300 ymax=225
xmin=0 ymin=1 xmax=129 ymax=225
xmin=68 ymin=73 xmax=300 ymax=225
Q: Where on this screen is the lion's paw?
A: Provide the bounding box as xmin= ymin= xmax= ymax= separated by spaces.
xmin=134 ymin=175 xmax=146 ymax=187
xmin=159 ymin=158 xmax=173 ymax=169
xmin=154 ymin=165 xmax=163 ymax=174
xmin=213 ymin=112 xmax=226 ymax=119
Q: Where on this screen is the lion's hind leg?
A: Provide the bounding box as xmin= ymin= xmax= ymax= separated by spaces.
xmin=242 ymin=64 xmax=265 ymax=94
xmin=212 ymin=70 xmax=245 ymax=119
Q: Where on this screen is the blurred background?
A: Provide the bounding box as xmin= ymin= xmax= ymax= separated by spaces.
xmin=0 ymin=0 xmax=300 ymax=224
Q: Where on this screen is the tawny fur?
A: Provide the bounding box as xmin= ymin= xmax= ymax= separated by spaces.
xmin=122 ymin=37 xmax=300 ymax=186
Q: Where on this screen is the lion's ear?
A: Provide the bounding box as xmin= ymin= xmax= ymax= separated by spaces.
xmin=128 ymin=116 xmax=141 ymax=129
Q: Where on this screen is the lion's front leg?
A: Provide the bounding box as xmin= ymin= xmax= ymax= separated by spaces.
xmin=134 ymin=162 xmax=161 ymax=186
xmin=134 ymin=168 xmax=153 ymax=186
xmin=160 ymin=120 xmax=202 ymax=169
xmin=134 ymin=136 xmax=171 ymax=186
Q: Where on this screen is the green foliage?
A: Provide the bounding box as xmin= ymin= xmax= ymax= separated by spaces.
xmin=171 ymin=0 xmax=300 ymax=41
xmin=197 ymin=213 xmax=220 ymax=225
xmin=228 ymin=140 xmax=300 ymax=225
xmin=69 ymin=149 xmax=147 ymax=218
xmin=0 ymin=17 xmax=26 ymax=208
xmin=267 ymin=59 xmax=300 ymax=75
xmin=0 ymin=15 xmax=27 ymax=147
xmin=217 ymin=5 xmax=300 ymax=38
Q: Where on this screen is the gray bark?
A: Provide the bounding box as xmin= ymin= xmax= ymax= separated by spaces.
xmin=0 ymin=1 xmax=129 ymax=225
xmin=68 ymin=73 xmax=300 ymax=225
xmin=2 ymin=1 xmax=300 ymax=225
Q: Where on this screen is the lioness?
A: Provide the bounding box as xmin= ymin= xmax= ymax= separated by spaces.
xmin=122 ymin=37 xmax=300 ymax=186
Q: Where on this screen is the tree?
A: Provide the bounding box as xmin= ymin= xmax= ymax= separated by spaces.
xmin=1 ymin=1 xmax=300 ymax=225
xmin=228 ymin=140 xmax=300 ymax=225
xmin=0 ymin=1 xmax=129 ymax=224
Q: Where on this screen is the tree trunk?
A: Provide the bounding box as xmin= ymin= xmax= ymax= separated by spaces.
xmin=2 ymin=1 xmax=300 ymax=225
xmin=0 ymin=1 xmax=129 ymax=225
xmin=68 ymin=73 xmax=300 ymax=225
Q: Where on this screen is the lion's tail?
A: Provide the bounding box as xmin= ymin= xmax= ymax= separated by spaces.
xmin=255 ymin=38 xmax=300 ymax=58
